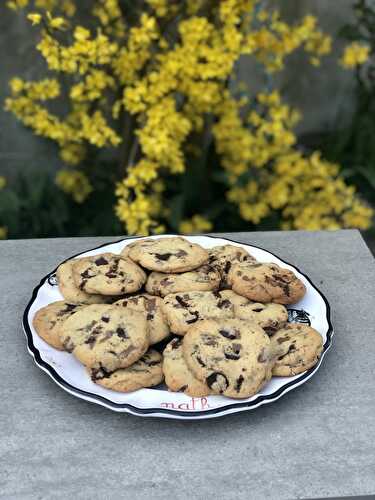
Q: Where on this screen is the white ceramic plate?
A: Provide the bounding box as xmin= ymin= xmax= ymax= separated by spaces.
xmin=23 ymin=234 xmax=333 ymax=420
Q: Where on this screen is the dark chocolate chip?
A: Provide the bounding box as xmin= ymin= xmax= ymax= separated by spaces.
xmin=224 ymin=261 xmax=232 ymax=274
xmin=116 ymin=327 xmax=128 ymax=339
xmin=81 ymin=270 xmax=91 ymax=279
xmin=178 ymin=385 xmax=188 ymax=392
xmin=146 ymin=313 xmax=154 ymax=321
xmin=101 ymin=316 xmax=110 ymax=323
xmin=235 ymin=375 xmax=244 ymax=392
xmin=196 ymin=355 xmax=206 ymax=367
xmin=206 ymin=372 xmax=229 ymax=393
xmin=95 ymin=257 xmax=108 ymax=266
xmin=175 ymin=295 xmax=190 ymax=308
xmin=154 ymin=252 xmax=172 ymax=261
xmin=219 ymin=328 xmax=240 ymax=340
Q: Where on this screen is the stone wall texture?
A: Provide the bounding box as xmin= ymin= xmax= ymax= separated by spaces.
xmin=0 ymin=0 xmax=356 ymax=176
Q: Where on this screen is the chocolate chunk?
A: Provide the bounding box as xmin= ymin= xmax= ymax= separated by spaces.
xmin=146 ymin=313 xmax=154 ymax=321
xmin=175 ymin=295 xmax=190 ymax=308
xmin=219 ymin=328 xmax=240 ymax=340
xmin=206 ymin=372 xmax=229 ymax=393
xmin=278 ymin=343 xmax=296 ymax=360
xmin=242 ymin=276 xmax=251 ymax=281
xmin=253 ymin=307 xmax=264 ymax=313
xmin=101 ymin=316 xmax=110 ymax=323
xmin=116 ymin=327 xmax=128 ymax=339
xmin=235 ymin=375 xmax=244 ymax=392
xmin=218 ymin=299 xmax=231 ymax=309
xmin=105 ymin=272 xmax=117 ymax=278
xmin=81 ymin=270 xmax=91 ymax=279
xmin=62 ymin=336 xmax=74 ymax=352
xmin=91 ymin=366 xmax=111 ymax=380
xmin=95 ymin=257 xmax=108 ymax=266
xmin=154 ymin=252 xmax=172 ymax=261
xmin=224 ymin=343 xmax=241 ymax=360
xmin=178 ymin=385 xmax=188 ymax=392
xmin=196 ymin=355 xmax=206 ymax=367
xmin=85 ymin=335 xmax=97 ymax=348
xmin=186 ymin=311 xmax=199 ymax=324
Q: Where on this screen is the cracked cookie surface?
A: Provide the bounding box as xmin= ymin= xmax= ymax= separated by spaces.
xmin=271 ymin=324 xmax=323 ymax=376
xmin=163 ymin=338 xmax=212 ymax=397
xmin=145 ymin=264 xmax=221 ymax=297
xmin=114 ymin=294 xmax=170 ymax=344
xmin=60 ymin=304 xmax=149 ymax=371
xmin=161 ymin=291 xmax=234 ymax=336
xmin=228 ymin=261 xmax=306 ymax=304
xmin=183 ymin=319 xmax=274 ymax=399
xmin=33 ymin=301 xmax=84 ymax=350
xmin=121 ymin=237 xmax=208 ymax=272
xmin=72 ymin=252 xmax=146 ymax=296
xmin=88 ymin=349 xmax=163 ymax=392
xmin=208 ymin=244 xmax=257 ymax=288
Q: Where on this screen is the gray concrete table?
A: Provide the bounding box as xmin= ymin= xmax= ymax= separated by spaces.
xmin=0 ymin=230 xmax=374 ymax=500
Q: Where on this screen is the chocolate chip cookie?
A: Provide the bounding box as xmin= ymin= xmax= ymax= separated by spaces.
xmin=183 ymin=319 xmax=274 ymax=399
xmin=219 ymin=290 xmax=288 ymax=335
xmin=145 ymin=264 xmax=221 ymax=297
xmin=33 ymin=301 xmax=84 ymax=350
xmin=162 ymin=291 xmax=234 ymax=336
xmin=163 ymin=338 xmax=212 ymax=397
xmin=228 ymin=261 xmax=306 ymax=304
xmin=72 ymin=253 xmax=146 ymax=296
xmin=271 ymin=324 xmax=323 ymax=376
xmin=88 ymin=349 xmax=163 ymax=392
xmin=114 ymin=294 xmax=170 ymax=344
xmin=208 ymin=244 xmax=257 ymax=288
xmin=56 ymin=259 xmax=111 ymax=304
xmin=121 ymin=237 xmax=208 ymax=272
xmin=60 ymin=304 xmax=149 ymax=371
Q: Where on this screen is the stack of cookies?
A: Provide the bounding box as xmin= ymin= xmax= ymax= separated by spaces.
xmin=33 ymin=236 xmax=324 ymax=399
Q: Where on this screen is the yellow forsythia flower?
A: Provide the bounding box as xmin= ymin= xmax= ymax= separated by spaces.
xmin=340 ymin=42 xmax=370 ymax=69
xmin=27 ymin=13 xmax=42 ymax=25
xmin=55 ymin=170 xmax=93 ymax=203
xmin=179 ymin=215 xmax=213 ymax=234
xmin=0 ymin=177 xmax=6 ymax=190
xmin=0 ymin=227 xmax=8 ymax=239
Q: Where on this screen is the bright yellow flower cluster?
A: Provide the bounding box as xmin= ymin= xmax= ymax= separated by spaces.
xmin=55 ymin=170 xmax=92 ymax=203
xmin=179 ymin=215 xmax=213 ymax=234
xmin=5 ymin=1 xmax=373 ymax=234
xmin=249 ymin=12 xmax=331 ymax=71
xmin=224 ymin=98 xmax=372 ymax=230
xmin=340 ymin=42 xmax=370 ymax=69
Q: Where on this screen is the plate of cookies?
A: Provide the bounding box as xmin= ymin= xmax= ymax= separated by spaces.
xmin=23 ymin=234 xmax=333 ymax=420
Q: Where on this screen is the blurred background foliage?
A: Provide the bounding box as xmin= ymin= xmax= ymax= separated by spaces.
xmin=0 ymin=0 xmax=374 ymax=244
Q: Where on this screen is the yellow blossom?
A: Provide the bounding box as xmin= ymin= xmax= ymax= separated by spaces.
xmin=340 ymin=42 xmax=370 ymax=69
xmin=56 ymin=170 xmax=92 ymax=203
xmin=179 ymin=215 xmax=213 ymax=234
xmin=0 ymin=227 xmax=7 ymax=239
xmin=0 ymin=177 xmax=7 ymax=190
xmin=27 ymin=13 xmax=42 ymax=25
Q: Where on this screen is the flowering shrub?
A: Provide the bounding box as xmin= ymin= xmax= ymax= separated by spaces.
xmin=2 ymin=0 xmax=373 ymax=238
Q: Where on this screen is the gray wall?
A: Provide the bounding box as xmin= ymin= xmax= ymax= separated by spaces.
xmin=0 ymin=0 xmax=356 ymax=177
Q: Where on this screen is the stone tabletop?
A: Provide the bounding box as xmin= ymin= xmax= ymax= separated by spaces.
xmin=0 ymin=230 xmax=374 ymax=500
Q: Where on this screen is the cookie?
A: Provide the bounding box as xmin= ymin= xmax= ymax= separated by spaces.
xmin=32 ymin=301 xmax=84 ymax=350
xmin=60 ymin=304 xmax=149 ymax=371
xmin=121 ymin=237 xmax=209 ymax=272
xmin=145 ymin=264 xmax=221 ymax=297
xmin=228 ymin=261 xmax=306 ymax=305
xmin=56 ymin=259 xmax=111 ymax=304
xmin=183 ymin=318 xmax=274 ymax=399
xmin=163 ymin=338 xmax=212 ymax=397
xmin=219 ymin=290 xmax=288 ymax=335
xmin=114 ymin=294 xmax=170 ymax=344
xmin=208 ymin=244 xmax=257 ymax=288
xmin=89 ymin=349 xmax=163 ymax=392
xmin=161 ymin=291 xmax=234 ymax=336
xmin=72 ymin=252 xmax=146 ymax=296
xmin=271 ymin=324 xmax=323 ymax=376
